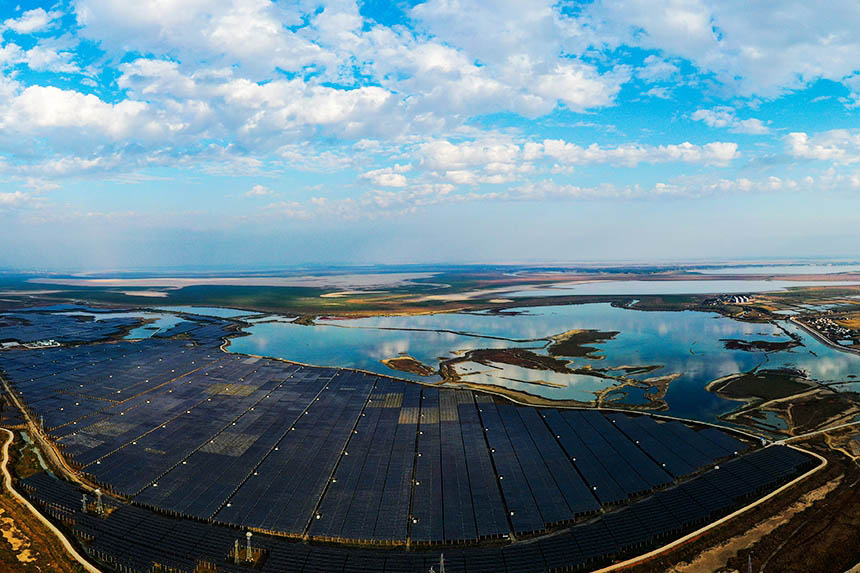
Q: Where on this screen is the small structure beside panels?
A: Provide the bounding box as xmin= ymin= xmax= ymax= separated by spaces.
xmin=0 ymin=308 xmax=818 ymax=572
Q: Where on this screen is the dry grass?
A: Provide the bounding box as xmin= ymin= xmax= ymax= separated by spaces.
xmin=835 ymin=312 xmax=860 ymax=329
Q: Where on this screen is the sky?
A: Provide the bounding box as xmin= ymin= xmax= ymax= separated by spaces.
xmin=1 ymin=1 xmax=860 ymax=270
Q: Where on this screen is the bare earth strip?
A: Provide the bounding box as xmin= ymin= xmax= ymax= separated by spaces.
xmin=0 ymin=428 xmax=101 ymax=573
xmin=29 ymin=272 xmax=436 ymax=289
xmin=668 ymin=474 xmax=841 ymax=572
xmin=594 ymin=445 xmax=827 ymax=573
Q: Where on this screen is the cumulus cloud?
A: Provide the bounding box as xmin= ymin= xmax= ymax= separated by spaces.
xmin=691 ymin=107 xmax=769 ymax=134
xmin=507 ymin=175 xmax=811 ymax=201
xmin=264 ymin=200 xmax=310 ymax=219
xmin=2 ymin=8 xmax=59 ymax=34
xmin=418 ymin=137 xmax=740 ymax=180
xmin=262 ymin=183 xmax=458 ymax=220
xmin=588 ymin=0 xmax=860 ymax=97
xmin=534 ymin=63 xmax=629 ymax=113
xmin=0 ymin=190 xmax=29 ymax=206
xmin=419 ymin=139 xmax=522 ymax=172
xmin=75 ymin=0 xmax=327 ymax=76
xmin=117 ymin=60 xmax=402 ymax=142
xmin=252 ymin=172 xmax=830 ymax=223
xmin=24 ymin=178 xmax=60 ymax=192
xmin=636 ymin=55 xmax=680 ymax=82
xmin=417 ymin=138 xmax=532 ymax=184
xmin=361 ymin=165 xmax=410 ymax=188
xmin=536 ymin=139 xmax=739 ymax=166
xmin=0 ymin=86 xmax=149 ymax=139
xmin=245 ymin=184 xmax=274 ymax=197
xmin=644 ymin=86 xmax=672 ymax=99
xmin=843 ymin=73 xmax=860 ymax=108
xmin=22 ymin=43 xmax=79 ymax=73
xmin=1 ymin=0 xmax=857 ymax=221
xmin=786 ymin=130 xmax=860 ymax=163
xmin=78 ymin=0 xmax=631 ymax=131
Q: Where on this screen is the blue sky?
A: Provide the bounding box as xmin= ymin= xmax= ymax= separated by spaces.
xmin=1 ymin=1 xmax=860 ymax=269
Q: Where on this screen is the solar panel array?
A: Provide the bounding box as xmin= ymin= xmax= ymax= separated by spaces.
xmin=0 ymin=310 xmax=139 ymax=343
xmin=0 ymin=308 xmax=819 ymax=571
xmin=20 ymin=443 xmax=816 ymax=573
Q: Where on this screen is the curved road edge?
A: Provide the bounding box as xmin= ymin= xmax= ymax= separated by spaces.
xmin=593 ymin=443 xmax=828 ymax=572
xmin=0 ymin=427 xmax=102 ymax=573
xmin=788 ymin=316 xmax=860 ymax=357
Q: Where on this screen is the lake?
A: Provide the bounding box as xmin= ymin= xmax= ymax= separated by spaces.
xmin=506 ymin=279 xmax=860 ymax=297
xmin=227 ymin=303 xmax=860 ymax=425
xmin=695 ymin=263 xmax=860 ymax=275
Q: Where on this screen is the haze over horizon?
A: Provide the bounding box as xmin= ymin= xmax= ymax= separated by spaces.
xmin=2 ymin=1 xmax=860 ymax=268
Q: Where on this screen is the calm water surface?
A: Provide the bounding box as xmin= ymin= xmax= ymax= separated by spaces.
xmin=155 ymin=306 xmax=261 ymax=318
xmin=228 ymin=303 xmax=860 ymax=424
xmin=58 ymin=311 xmax=187 ymax=339
xmin=507 ymin=279 xmax=860 ymax=297
xmin=695 ymin=264 xmax=860 ymax=275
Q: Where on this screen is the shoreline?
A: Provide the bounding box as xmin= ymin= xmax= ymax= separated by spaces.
xmin=789 ymin=316 xmax=860 ymax=357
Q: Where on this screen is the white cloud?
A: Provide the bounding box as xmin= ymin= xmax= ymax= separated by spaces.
xmin=75 ymin=0 xmax=328 ymax=76
xmin=0 ymin=43 xmax=23 ymax=67
xmin=117 ymin=59 xmax=200 ymax=96
xmin=0 ymin=190 xmax=29 ymax=206
xmin=501 ymin=172 xmax=824 ymax=201
xmin=252 ymin=171 xmax=834 ymax=222
xmin=80 ymin=0 xmax=630 ymax=136
xmin=245 ymin=184 xmax=274 ymax=197
xmin=24 ymin=178 xmax=60 ymax=192
xmin=419 ymin=139 xmax=522 ymax=171
xmin=644 ymin=86 xmax=672 ymax=99
xmin=786 ymin=130 xmax=860 ymax=163
xmin=637 ymin=55 xmax=680 ymax=82
xmin=527 ymin=139 xmax=739 ymax=167
xmin=534 ymin=63 xmax=629 ymax=113
xmin=32 ymin=153 xmax=126 ymax=177
xmin=691 ymin=107 xmax=768 ymax=134
xmin=2 ymin=0 xmax=856 ymax=213
xmin=264 ymin=200 xmax=310 ymax=219
xmin=0 ymin=39 xmax=79 ymax=74
xmin=588 ymin=0 xmax=860 ymax=97
xmin=16 ymin=0 xmax=634 ymax=177
xmin=0 ymin=86 xmax=149 ymax=139
xmin=843 ymin=73 xmax=860 ymax=108
xmin=117 ymin=60 xmax=402 ymax=142
xmin=411 ymin=136 xmax=739 ymax=188
xmin=277 ymin=144 xmax=357 ymax=172
xmin=273 ymin=183 xmax=457 ymax=220
xmin=23 ymin=44 xmax=79 ymax=73
xmin=361 ymin=165 xmax=410 ymax=188
xmin=418 ymin=138 xmax=531 ymax=184
xmin=2 ymin=8 xmax=59 ymax=35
